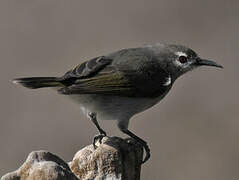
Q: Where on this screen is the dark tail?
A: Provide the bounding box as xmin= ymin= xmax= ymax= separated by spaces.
xmin=13 ymin=77 xmax=63 ymax=89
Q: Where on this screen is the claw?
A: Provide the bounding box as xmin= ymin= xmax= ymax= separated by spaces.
xmin=119 ymin=128 xmax=151 ymax=164
xmin=88 ymin=111 xmax=107 ymax=149
xmin=126 ymin=138 xmax=151 ymax=164
xmin=141 ymin=142 xmax=151 ymax=164
xmin=93 ymin=134 xmax=106 ymax=149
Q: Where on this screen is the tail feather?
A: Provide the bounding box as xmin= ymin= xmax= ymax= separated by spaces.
xmin=13 ymin=77 xmax=62 ymax=89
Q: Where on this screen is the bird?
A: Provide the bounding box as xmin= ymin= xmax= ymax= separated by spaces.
xmin=13 ymin=43 xmax=223 ymax=163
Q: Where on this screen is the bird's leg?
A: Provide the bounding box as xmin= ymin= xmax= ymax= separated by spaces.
xmin=88 ymin=112 xmax=107 ymax=149
xmin=118 ymin=122 xmax=150 ymax=164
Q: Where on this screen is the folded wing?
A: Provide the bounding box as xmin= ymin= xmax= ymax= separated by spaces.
xmin=59 ymin=52 xmax=171 ymax=98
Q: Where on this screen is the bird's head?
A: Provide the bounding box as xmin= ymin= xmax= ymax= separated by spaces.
xmin=150 ymin=44 xmax=223 ymax=80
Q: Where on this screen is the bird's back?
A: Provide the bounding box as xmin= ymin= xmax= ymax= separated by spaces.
xmin=59 ymin=47 xmax=172 ymax=98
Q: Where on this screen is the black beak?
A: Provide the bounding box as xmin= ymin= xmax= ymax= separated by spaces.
xmin=195 ymin=58 xmax=223 ymax=68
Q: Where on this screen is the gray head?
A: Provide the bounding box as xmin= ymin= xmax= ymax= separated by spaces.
xmin=146 ymin=43 xmax=223 ymax=80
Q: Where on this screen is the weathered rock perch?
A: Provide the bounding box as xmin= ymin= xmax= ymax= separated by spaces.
xmin=1 ymin=137 xmax=143 ymax=180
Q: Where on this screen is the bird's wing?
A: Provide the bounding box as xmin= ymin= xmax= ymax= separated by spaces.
xmin=62 ymin=56 xmax=112 ymax=80
xmin=59 ymin=71 xmax=137 ymax=96
xmin=59 ymin=52 xmax=171 ymax=97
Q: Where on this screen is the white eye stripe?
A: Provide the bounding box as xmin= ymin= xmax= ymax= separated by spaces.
xmin=173 ymin=51 xmax=189 ymax=67
xmin=174 ymin=59 xmax=183 ymax=66
xmin=175 ymin=51 xmax=187 ymax=57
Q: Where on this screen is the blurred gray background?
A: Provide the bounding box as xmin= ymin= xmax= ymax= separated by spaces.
xmin=0 ymin=0 xmax=238 ymax=179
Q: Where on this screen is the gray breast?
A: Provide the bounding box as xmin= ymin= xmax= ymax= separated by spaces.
xmin=68 ymin=94 xmax=164 ymax=121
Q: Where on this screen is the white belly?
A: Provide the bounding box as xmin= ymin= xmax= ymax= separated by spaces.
xmin=69 ymin=94 xmax=162 ymax=121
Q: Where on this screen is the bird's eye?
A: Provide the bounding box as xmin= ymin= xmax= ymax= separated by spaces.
xmin=178 ymin=56 xmax=188 ymax=64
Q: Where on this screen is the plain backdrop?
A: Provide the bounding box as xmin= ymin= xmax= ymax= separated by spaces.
xmin=0 ymin=0 xmax=238 ymax=180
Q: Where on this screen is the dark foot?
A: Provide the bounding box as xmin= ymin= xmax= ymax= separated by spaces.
xmin=140 ymin=141 xmax=151 ymax=164
xmin=120 ymin=128 xmax=151 ymax=164
xmin=87 ymin=112 xmax=107 ymax=149
xmin=126 ymin=138 xmax=150 ymax=163
xmin=128 ymin=138 xmax=150 ymax=164
xmin=93 ymin=133 xmax=106 ymax=149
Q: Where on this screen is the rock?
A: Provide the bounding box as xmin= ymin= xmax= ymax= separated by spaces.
xmin=69 ymin=137 xmax=143 ymax=180
xmin=1 ymin=137 xmax=143 ymax=180
xmin=1 ymin=151 xmax=78 ymax=180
